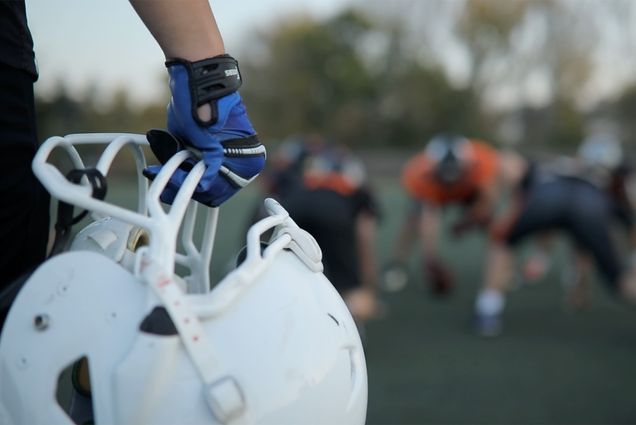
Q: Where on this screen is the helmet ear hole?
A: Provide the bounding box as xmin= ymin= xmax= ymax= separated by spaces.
xmin=235 ymin=242 xmax=269 ymax=268
xmin=56 ymin=356 xmax=95 ymax=424
xmin=127 ymin=228 xmax=149 ymax=252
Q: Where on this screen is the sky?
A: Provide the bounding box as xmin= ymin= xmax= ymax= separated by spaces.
xmin=27 ymin=0 xmax=350 ymax=106
xmin=26 ymin=0 xmax=636 ymax=111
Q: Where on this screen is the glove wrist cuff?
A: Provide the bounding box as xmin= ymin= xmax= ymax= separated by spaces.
xmin=166 ymin=54 xmax=243 ymax=126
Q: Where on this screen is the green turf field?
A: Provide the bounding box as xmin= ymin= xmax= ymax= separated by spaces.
xmin=102 ymin=177 xmax=636 ymax=424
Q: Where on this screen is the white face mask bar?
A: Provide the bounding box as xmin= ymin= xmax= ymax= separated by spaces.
xmin=33 ymin=133 xmax=324 ymax=298
xmin=33 ymin=133 xmax=214 ymax=293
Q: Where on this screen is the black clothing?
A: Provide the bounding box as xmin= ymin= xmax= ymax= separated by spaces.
xmin=281 ymin=186 xmax=378 ymax=293
xmin=0 ymin=1 xmax=37 ymax=79
xmin=0 ymin=1 xmax=49 ymax=326
xmin=507 ymin=170 xmax=624 ymax=289
xmin=0 ymin=63 xmax=49 ymax=291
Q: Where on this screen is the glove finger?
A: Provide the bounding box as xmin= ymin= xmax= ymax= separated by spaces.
xmin=194 ymin=174 xmax=238 ymax=207
xmin=142 ymin=165 xmax=162 ymax=180
xmin=194 ymin=152 xmax=224 ymax=192
xmin=143 ymin=163 xmax=194 ymax=187
xmin=144 ymin=145 xmax=263 ymax=208
xmin=159 ymin=186 xmax=179 ymax=205
xmin=143 ymin=166 xmax=191 ymax=205
xmin=144 ymin=157 xmax=229 ymax=207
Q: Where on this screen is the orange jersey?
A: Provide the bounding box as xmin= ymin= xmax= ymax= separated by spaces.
xmin=303 ymin=171 xmax=358 ymax=196
xmin=401 ymin=140 xmax=499 ymax=205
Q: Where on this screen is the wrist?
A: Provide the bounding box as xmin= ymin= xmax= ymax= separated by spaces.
xmin=179 ymin=39 xmax=225 ymax=62
xmin=164 ymin=40 xmax=225 ymax=63
xmin=166 ymin=55 xmax=243 ymax=127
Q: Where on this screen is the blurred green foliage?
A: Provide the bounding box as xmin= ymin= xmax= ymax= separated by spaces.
xmin=35 ymin=2 xmax=636 ymax=153
xmin=35 ymin=88 xmax=167 ymax=141
xmin=238 ymin=10 xmax=484 ymax=147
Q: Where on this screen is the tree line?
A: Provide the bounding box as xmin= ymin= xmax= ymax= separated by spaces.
xmin=35 ymin=0 xmax=636 ymax=154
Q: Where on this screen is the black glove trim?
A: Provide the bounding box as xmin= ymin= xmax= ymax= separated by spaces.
xmin=166 ymin=54 xmax=242 ymax=127
xmin=145 ymin=129 xmax=194 ymax=172
xmin=221 ymin=135 xmax=266 ymax=158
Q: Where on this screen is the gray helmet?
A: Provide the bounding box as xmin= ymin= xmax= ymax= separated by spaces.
xmin=424 ymin=133 xmax=473 ymax=184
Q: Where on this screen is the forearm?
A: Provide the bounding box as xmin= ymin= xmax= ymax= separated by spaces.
xmin=489 ymin=190 xmax=524 ymax=241
xmin=356 ymin=214 xmax=378 ymax=289
xmin=455 ymin=199 xmax=493 ymax=234
xmin=629 ymin=227 xmax=636 ymax=251
xmin=419 ymin=205 xmax=440 ymax=257
xmin=469 ymin=185 xmax=497 ymax=224
xmin=129 ymin=0 xmax=225 ymax=60
xmin=392 ymin=210 xmax=419 ymax=262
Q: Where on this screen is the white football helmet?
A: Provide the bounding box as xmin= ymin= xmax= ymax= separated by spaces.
xmin=0 ymin=133 xmax=367 ymax=425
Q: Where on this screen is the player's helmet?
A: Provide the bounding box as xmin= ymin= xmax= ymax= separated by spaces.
xmin=287 ymin=137 xmax=368 ymax=194
xmin=424 ymin=133 xmax=473 ymax=184
xmin=0 ymin=133 xmax=367 ymax=425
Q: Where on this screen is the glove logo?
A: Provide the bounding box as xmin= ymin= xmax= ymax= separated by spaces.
xmin=225 ymin=68 xmax=240 ymax=79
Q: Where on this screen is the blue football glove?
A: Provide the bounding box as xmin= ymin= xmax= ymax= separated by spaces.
xmin=144 ymin=55 xmax=266 ymax=207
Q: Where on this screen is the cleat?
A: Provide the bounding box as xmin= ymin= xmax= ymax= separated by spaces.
xmin=474 ymin=313 xmax=502 ymax=337
xmin=381 ymin=263 xmax=409 ymax=292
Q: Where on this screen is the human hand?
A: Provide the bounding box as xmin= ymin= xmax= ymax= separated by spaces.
xmin=425 ymin=257 xmax=454 ymax=296
xmin=451 ymin=211 xmax=492 ymax=237
xmin=488 ymin=217 xmax=514 ymax=242
xmin=451 ymin=217 xmax=475 ymax=237
xmin=344 ymin=288 xmax=385 ymax=322
xmin=144 ymin=55 xmax=266 ymax=207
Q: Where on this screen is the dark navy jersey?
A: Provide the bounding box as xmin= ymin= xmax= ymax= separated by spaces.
xmin=280 ymin=186 xmax=379 ymax=292
xmin=521 ymin=159 xmax=634 ymax=230
xmin=0 ymin=1 xmax=37 ymax=79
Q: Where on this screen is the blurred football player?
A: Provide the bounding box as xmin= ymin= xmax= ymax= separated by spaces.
xmin=264 ymin=136 xmax=384 ymax=326
xmin=474 ymin=131 xmax=636 ymax=336
xmin=385 ymin=133 xmax=501 ymax=296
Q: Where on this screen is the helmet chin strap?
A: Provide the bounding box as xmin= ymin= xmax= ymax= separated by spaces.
xmin=138 ymin=198 xmax=325 ymax=424
xmin=144 ymin=263 xmax=246 ymax=424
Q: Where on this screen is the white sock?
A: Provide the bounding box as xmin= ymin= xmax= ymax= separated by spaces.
xmin=475 ymin=289 xmax=505 ymax=316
